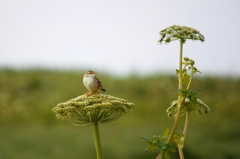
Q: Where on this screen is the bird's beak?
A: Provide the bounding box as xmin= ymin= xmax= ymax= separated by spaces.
xmin=95 ymin=72 xmax=97 ymax=74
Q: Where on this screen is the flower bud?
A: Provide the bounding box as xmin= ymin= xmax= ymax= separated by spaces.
xmin=184 ymin=57 xmax=190 ymax=61
xmin=190 ymin=60 xmax=195 ymax=65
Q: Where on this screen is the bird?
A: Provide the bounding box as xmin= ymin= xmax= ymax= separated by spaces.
xmin=83 ymin=70 xmax=106 ymax=96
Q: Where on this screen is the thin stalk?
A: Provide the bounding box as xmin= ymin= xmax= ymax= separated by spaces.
xmin=93 ymin=122 xmax=103 ymax=159
xmin=158 ymin=39 xmax=184 ymax=159
xmin=178 ymin=39 xmax=184 ymax=90
xmin=179 ymin=66 xmax=191 ymax=159
xmin=186 ymin=76 xmax=192 ymax=90
xmin=178 ymin=148 xmax=184 ymax=159
xmin=183 ymin=112 xmax=189 ymax=137
xmin=177 ymin=112 xmax=189 ymax=159
xmin=186 ymin=69 xmax=194 ymax=90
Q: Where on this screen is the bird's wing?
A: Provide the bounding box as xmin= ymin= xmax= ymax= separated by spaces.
xmin=94 ymin=77 xmax=102 ymax=86
xmin=94 ymin=76 xmax=106 ymax=91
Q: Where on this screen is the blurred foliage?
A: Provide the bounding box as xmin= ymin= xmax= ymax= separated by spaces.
xmin=0 ymin=69 xmax=240 ymax=159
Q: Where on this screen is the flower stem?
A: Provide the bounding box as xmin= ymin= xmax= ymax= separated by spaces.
xmin=186 ymin=68 xmax=194 ymax=90
xmin=177 ymin=112 xmax=189 ymax=159
xmin=178 ymin=39 xmax=183 ymax=90
xmin=183 ymin=112 xmax=189 ymax=137
xmin=158 ymin=39 xmax=184 ymax=159
xmin=93 ymin=122 xmax=103 ymax=159
xmin=178 ymin=148 xmax=185 ymax=159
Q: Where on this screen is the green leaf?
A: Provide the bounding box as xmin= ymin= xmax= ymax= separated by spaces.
xmin=189 ymin=96 xmax=198 ymax=104
xmin=175 ymin=69 xmax=179 ymax=75
xmin=168 ymin=147 xmax=176 ymax=152
xmin=141 ymin=130 xmax=178 ymax=156
xmin=164 ymin=152 xmax=170 ymax=159
xmin=163 ymin=128 xmax=170 ymax=137
xmin=182 ymin=62 xmax=190 ymax=66
xmin=161 ymin=143 xmax=168 ymax=150
xmin=182 ymin=73 xmax=190 ymax=86
xmin=140 ymin=147 xmax=150 ymax=153
xmin=182 ymin=69 xmax=186 ymax=73
xmin=173 ymin=133 xmax=184 ymax=149
xmin=152 ymin=135 xmax=161 ymax=143
xmin=178 ymin=89 xmax=188 ymax=96
xmin=142 ymin=137 xmax=151 ymax=142
xmin=156 ymin=139 xmax=163 ymax=148
xmin=141 ymin=135 xmax=166 ymax=152
xmin=193 ymin=67 xmax=202 ymax=74
xmin=150 ymin=145 xmax=158 ymax=151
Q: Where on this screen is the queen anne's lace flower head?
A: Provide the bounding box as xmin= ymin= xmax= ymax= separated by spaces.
xmin=158 ymin=25 xmax=205 ymax=44
xmin=52 ymin=94 xmax=135 ymax=126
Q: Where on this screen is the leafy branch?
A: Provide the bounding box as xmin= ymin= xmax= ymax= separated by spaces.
xmin=141 ymin=129 xmax=176 ymax=159
xmin=141 ymin=25 xmax=210 ymax=159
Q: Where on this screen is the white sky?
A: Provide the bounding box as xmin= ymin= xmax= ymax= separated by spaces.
xmin=1 ymin=0 xmax=240 ymax=76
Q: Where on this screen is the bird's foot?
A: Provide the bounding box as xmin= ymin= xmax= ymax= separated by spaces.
xmin=85 ymin=91 xmax=100 ymax=96
xmin=85 ymin=91 xmax=92 ymax=96
xmin=94 ymin=91 xmax=99 ymax=95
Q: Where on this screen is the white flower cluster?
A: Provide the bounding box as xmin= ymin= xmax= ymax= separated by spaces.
xmin=52 ymin=94 xmax=135 ymax=126
xmin=158 ymin=25 xmax=205 ymax=43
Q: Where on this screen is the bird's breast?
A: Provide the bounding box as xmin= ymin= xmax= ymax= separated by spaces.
xmin=83 ymin=76 xmax=99 ymax=91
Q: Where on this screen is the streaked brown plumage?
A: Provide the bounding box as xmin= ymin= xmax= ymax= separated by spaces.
xmin=83 ymin=70 xmax=106 ymax=95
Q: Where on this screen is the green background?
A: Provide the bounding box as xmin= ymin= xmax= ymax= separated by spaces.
xmin=0 ymin=69 xmax=239 ymax=159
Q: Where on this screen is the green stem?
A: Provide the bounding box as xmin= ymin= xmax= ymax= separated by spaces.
xmin=178 ymin=39 xmax=183 ymax=90
xmin=177 ymin=112 xmax=189 ymax=159
xmin=93 ymin=122 xmax=103 ymax=159
xmin=183 ymin=112 xmax=189 ymax=137
xmin=178 ymin=148 xmax=184 ymax=159
xmin=158 ymin=39 xmax=184 ymax=159
xmin=186 ymin=69 xmax=194 ymax=90
xmin=186 ymin=76 xmax=192 ymax=90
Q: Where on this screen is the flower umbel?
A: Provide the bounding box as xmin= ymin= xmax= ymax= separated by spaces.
xmin=158 ymin=25 xmax=205 ymax=44
xmin=52 ymin=94 xmax=135 ymax=126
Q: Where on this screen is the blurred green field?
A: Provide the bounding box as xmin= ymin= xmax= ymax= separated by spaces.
xmin=0 ymin=69 xmax=240 ymax=159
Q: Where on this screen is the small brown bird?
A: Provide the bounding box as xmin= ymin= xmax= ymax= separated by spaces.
xmin=83 ymin=70 xmax=106 ymax=95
